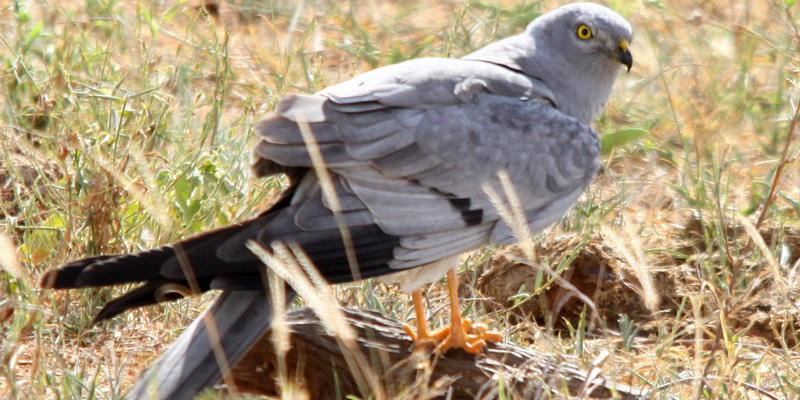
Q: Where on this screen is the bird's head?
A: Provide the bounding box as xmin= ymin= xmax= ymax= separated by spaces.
xmin=529 ymin=3 xmax=633 ymax=72
xmin=525 ymin=3 xmax=633 ymax=121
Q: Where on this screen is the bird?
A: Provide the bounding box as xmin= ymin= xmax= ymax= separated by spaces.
xmin=40 ymin=3 xmax=633 ymax=399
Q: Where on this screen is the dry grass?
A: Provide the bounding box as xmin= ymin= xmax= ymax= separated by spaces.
xmin=2 ymin=0 xmax=800 ymax=398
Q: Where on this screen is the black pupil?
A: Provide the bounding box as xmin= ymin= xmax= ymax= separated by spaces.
xmin=581 ymin=27 xmax=588 ymax=36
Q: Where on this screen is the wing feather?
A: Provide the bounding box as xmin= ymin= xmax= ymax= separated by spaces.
xmin=252 ymin=58 xmax=598 ymax=273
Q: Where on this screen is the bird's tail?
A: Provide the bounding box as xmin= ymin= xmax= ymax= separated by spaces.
xmin=40 ymin=215 xmax=299 ymax=399
xmin=129 ymin=290 xmax=295 ymax=400
xmin=39 ymin=217 xmax=274 ymax=322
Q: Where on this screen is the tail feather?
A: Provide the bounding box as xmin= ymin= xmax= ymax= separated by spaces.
xmin=93 ymin=278 xmax=215 ymax=323
xmin=76 ymin=248 xmax=176 ymax=287
xmin=40 ymin=246 xmax=180 ymax=289
xmin=40 ymin=199 xmax=399 ymax=322
xmin=39 ymin=255 xmax=119 ymax=288
xmin=129 ymin=290 xmax=292 ymax=400
xmin=208 ymin=274 xmax=269 ymax=291
xmin=93 ymin=281 xmax=166 ymax=323
xmin=46 ymin=222 xmax=258 ymax=290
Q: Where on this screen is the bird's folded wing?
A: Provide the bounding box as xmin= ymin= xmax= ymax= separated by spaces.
xmin=253 ymin=57 xmax=600 ymax=270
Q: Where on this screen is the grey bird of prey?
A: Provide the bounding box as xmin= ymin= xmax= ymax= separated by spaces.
xmin=40 ymin=3 xmax=633 ymax=399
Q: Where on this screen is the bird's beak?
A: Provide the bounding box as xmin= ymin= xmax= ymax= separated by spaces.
xmin=617 ymin=39 xmax=633 ymax=72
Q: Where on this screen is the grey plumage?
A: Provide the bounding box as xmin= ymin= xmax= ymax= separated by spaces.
xmin=129 ymin=291 xmax=296 ymax=399
xmin=39 ymin=3 xmax=633 ymax=399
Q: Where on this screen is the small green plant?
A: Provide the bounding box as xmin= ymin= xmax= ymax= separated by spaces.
xmin=618 ymin=314 xmax=640 ymax=353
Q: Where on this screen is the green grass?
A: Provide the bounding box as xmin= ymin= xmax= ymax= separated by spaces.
xmin=2 ymin=0 xmax=800 ymax=398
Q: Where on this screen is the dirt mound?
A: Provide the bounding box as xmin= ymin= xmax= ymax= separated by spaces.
xmin=475 ymin=219 xmax=800 ymax=347
xmin=477 ymin=236 xmax=675 ymax=331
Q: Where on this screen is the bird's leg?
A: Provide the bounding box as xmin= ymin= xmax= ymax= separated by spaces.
xmin=403 ymin=269 xmax=502 ymax=354
xmin=403 ymin=290 xmax=450 ymax=345
xmin=437 ymin=268 xmax=502 ymax=354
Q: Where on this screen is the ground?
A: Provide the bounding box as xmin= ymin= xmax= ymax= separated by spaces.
xmin=1 ymin=0 xmax=800 ymax=399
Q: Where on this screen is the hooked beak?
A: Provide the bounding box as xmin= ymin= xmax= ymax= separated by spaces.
xmin=617 ymin=39 xmax=633 ymax=72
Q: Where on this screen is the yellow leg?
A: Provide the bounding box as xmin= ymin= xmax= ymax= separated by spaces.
xmin=438 ymin=268 xmax=502 ymax=354
xmin=403 ymin=268 xmax=503 ymax=354
xmin=412 ymin=290 xmax=429 ymax=338
xmin=403 ymin=290 xmax=450 ymax=344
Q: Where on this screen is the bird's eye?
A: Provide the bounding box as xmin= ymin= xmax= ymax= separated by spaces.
xmin=576 ymin=24 xmax=593 ymax=40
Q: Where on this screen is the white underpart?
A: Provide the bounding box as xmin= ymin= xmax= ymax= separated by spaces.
xmin=379 ymin=254 xmax=462 ymax=293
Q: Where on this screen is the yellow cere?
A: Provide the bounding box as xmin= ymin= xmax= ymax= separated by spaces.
xmin=618 ymin=39 xmax=629 ymax=52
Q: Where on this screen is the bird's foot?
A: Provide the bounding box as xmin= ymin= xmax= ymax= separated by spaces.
xmin=404 ymin=318 xmax=502 ymax=354
xmin=436 ymin=318 xmax=503 ymax=354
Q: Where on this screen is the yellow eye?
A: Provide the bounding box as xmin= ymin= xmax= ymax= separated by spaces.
xmin=576 ymin=24 xmax=593 ymax=39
